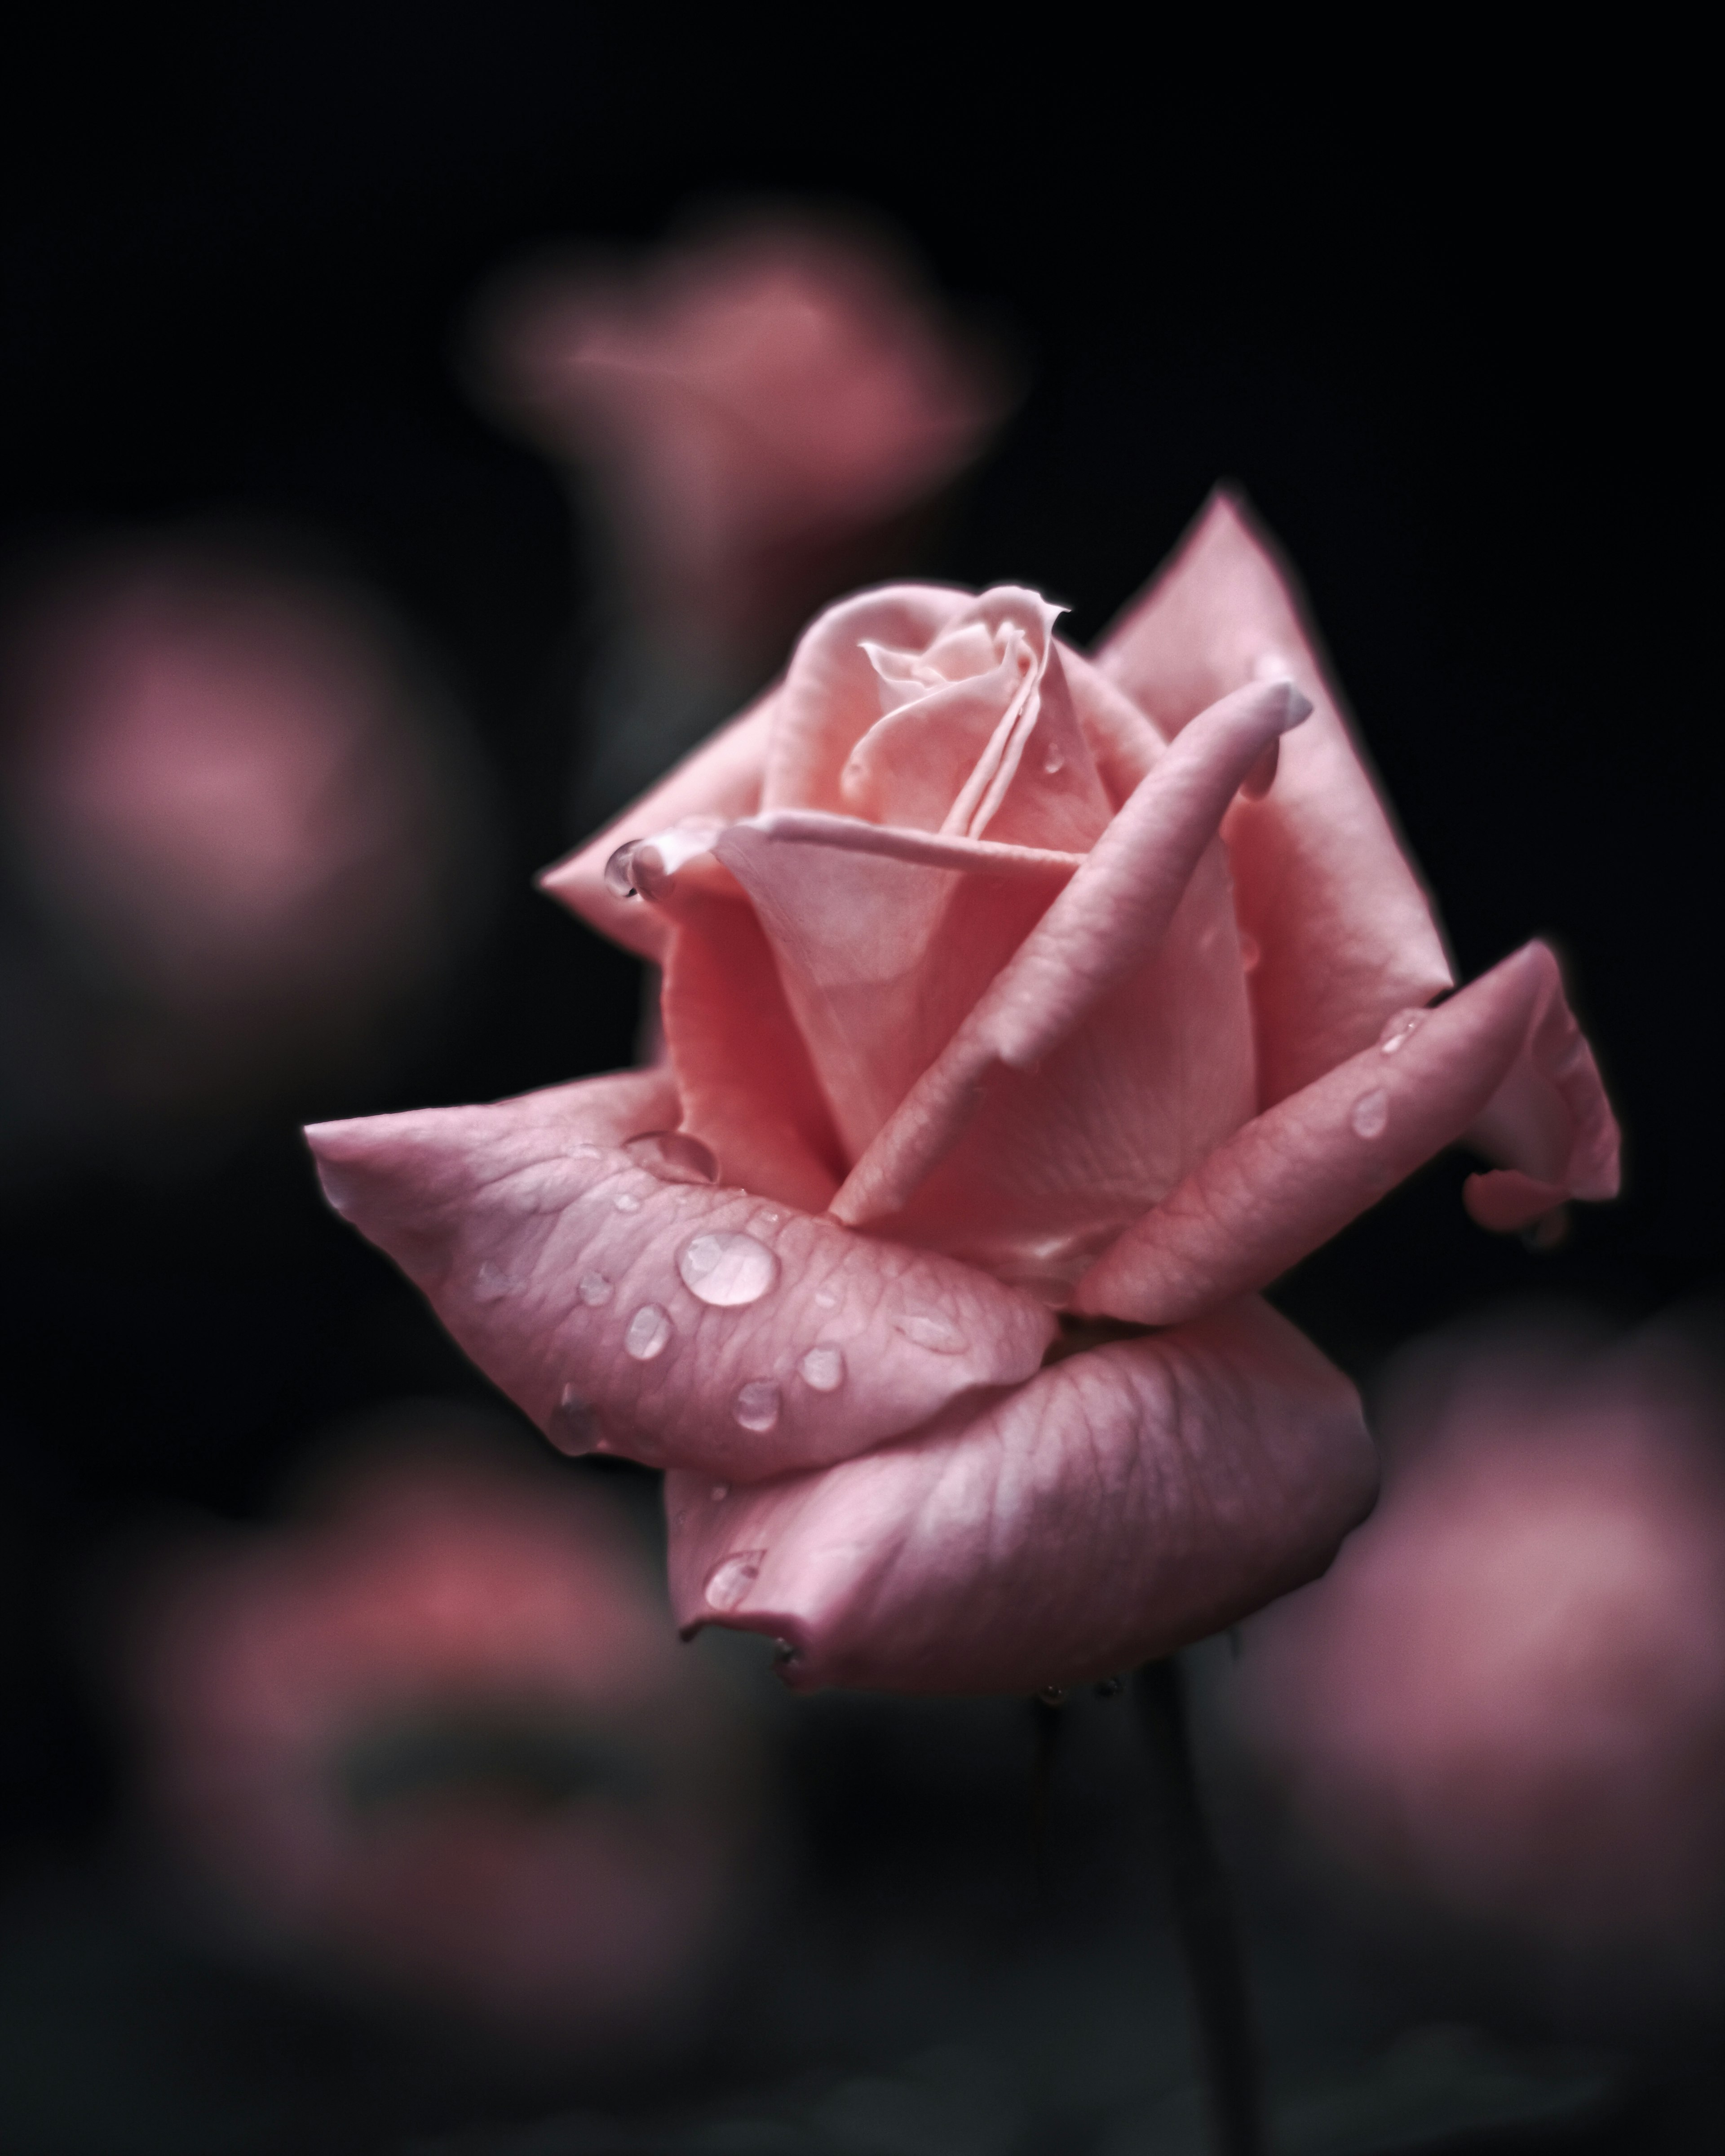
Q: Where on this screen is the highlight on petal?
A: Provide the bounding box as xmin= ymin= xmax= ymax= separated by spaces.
xmin=1074 ymin=942 xmax=1621 ymax=1330
xmin=832 ymin=677 xmax=1311 ymax=1231
xmin=665 ymin=1295 xmax=1375 ymax=1695
xmin=539 ymin=685 xmax=780 ymax=961
xmin=304 ymin=1075 xmax=1055 ymax=1481
xmin=1096 ymin=488 xmax=1454 ymax=1107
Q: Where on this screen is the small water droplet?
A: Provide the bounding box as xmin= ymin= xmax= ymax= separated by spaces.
xmin=1350 ymin=1088 xmax=1390 ymax=1139
xmin=1036 ymin=1685 xmax=1069 ymax=1707
xmin=569 ymin=1140 xmax=600 ymax=1158
xmin=732 ymin=1378 xmax=782 ymax=1431
xmin=704 ymin=1551 xmax=764 ymax=1612
xmin=578 ymin=1272 xmax=613 ymax=1306
xmin=603 ymin=840 xmax=642 ymax=898
xmin=1379 ymin=1008 xmax=1426 ymax=1056
xmin=771 ymin=1637 xmax=797 ymax=1667
xmin=814 ymin=1287 xmax=840 ymax=1310
xmin=1093 ymin=1676 xmax=1124 ymax=1699
xmin=624 ymin=1129 xmax=719 ymax=1185
xmin=550 ymin=1383 xmax=600 ymax=1455
xmin=624 ymin=1303 xmax=672 ymax=1360
xmin=798 ymin=1344 xmax=846 ymax=1392
xmin=895 ymin=1310 xmax=967 ymax=1354
xmin=1238 ymin=932 xmax=1261 ymax=972
xmin=678 ymin=1230 xmax=779 ymax=1308
xmin=709 ymin=1482 xmax=729 ymax=1502
xmin=1042 ymin=738 xmax=1066 ymax=776
xmin=758 ymin=1210 xmax=783 ymax=1226
xmin=614 ymin=1191 xmax=642 ymax=1213
xmin=473 ymin=1261 xmax=512 ymax=1301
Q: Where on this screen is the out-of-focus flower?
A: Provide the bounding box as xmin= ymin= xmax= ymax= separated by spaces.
xmin=0 ymin=538 xmax=488 ymax=1137
xmin=123 ymin=1420 xmax=763 ymax=2042
xmin=476 ymin=211 xmax=1013 ymax=823
xmin=305 ymin=494 xmax=1619 ymax=1697
xmin=1225 ymin=1308 xmax=1725 ymax=2008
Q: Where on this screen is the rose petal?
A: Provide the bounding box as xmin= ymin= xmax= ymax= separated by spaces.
xmin=712 ymin=814 xmax=1073 ymax=1159
xmin=665 ymin=1295 xmax=1374 ymax=1694
xmin=658 ymin=889 xmax=847 ymax=1211
xmin=1096 ymin=489 xmax=1454 ymax=1107
xmin=832 ymin=678 xmax=1311 ymax=1229
xmin=305 ymin=1076 xmax=1055 ymax=1479
xmin=1074 ymin=942 xmax=1620 ymax=1328
xmin=539 ymin=685 xmax=780 ymax=962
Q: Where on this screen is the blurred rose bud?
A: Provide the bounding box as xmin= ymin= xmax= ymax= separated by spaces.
xmin=473 ymin=209 xmax=1015 ymax=824
xmin=119 ymin=1417 xmax=765 ymax=2047
xmin=1226 ymin=1307 xmax=1725 ymax=2019
xmin=0 ymin=536 xmax=491 ymax=1142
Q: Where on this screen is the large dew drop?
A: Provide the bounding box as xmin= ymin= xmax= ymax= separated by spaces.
xmin=705 ymin=1551 xmax=765 ymax=1612
xmin=624 ymin=1130 xmax=719 ymax=1186
xmin=1350 ymin=1088 xmax=1390 ymax=1140
xmin=798 ymin=1345 xmax=846 ymax=1392
xmin=678 ymin=1230 xmax=779 ymax=1308
xmin=550 ymin=1383 xmax=600 ymax=1456
xmin=624 ymin=1304 xmax=672 ymax=1360
xmin=603 ymin=840 xmax=642 ymax=898
xmin=732 ymin=1378 xmax=782 ymax=1431
xmin=895 ymin=1309 xmax=968 ymax=1354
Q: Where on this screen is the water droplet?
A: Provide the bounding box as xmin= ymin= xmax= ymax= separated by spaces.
xmin=798 ymin=1344 xmax=846 ymax=1392
xmin=578 ymin=1272 xmax=613 ymax=1306
xmin=1036 ymin=1684 xmax=1068 ymax=1707
xmin=814 ymin=1287 xmax=840 ymax=1310
xmin=624 ymin=1304 xmax=672 ymax=1360
xmin=614 ymin=1191 xmax=642 ymax=1213
xmin=624 ymin=1129 xmax=719 ymax=1185
xmin=1093 ymin=1676 xmax=1124 ymax=1700
xmin=709 ymin=1482 xmax=729 ymax=1502
xmin=1379 ymin=1008 xmax=1424 ymax=1054
xmin=569 ymin=1140 xmax=600 ymax=1158
xmin=603 ymin=840 xmax=642 ymax=898
xmin=473 ymin=1261 xmax=512 ymax=1301
xmin=1350 ymin=1088 xmax=1390 ymax=1140
xmin=550 ymin=1383 xmax=600 ymax=1455
xmin=732 ymin=1378 xmax=782 ymax=1431
xmin=704 ymin=1551 xmax=764 ymax=1612
xmin=1238 ymin=932 xmax=1261 ymax=972
xmin=1042 ymin=738 xmax=1066 ymax=776
xmin=895 ymin=1310 xmax=967 ymax=1354
xmin=678 ymin=1230 xmax=779 ymax=1307
xmin=771 ymin=1638 xmax=797 ymax=1667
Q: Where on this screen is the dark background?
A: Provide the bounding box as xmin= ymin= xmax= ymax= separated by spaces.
xmin=0 ymin=11 xmax=1712 ymax=2151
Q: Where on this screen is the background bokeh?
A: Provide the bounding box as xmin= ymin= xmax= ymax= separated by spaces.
xmin=0 ymin=14 xmax=1714 ymax=2153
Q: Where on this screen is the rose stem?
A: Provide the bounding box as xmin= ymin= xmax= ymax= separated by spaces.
xmin=1134 ymin=1657 xmax=1265 ymax=2156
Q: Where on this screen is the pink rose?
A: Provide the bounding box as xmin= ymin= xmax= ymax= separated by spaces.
xmin=308 ymin=493 xmax=1619 ymax=1694
xmin=124 ymin=1426 xmax=762 ymax=2041
xmin=1225 ymin=1308 xmax=1725 ymax=2003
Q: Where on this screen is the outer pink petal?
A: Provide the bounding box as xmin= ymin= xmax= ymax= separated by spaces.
xmin=538 ymin=685 xmax=780 ymax=962
xmin=1074 ymin=942 xmax=1621 ymax=1328
xmin=1096 ymin=489 xmax=1454 ymax=1107
xmin=832 ymin=679 xmax=1309 ymax=1230
xmin=666 ymin=1295 xmax=1374 ymax=1695
xmin=304 ymin=1075 xmax=1054 ymax=1479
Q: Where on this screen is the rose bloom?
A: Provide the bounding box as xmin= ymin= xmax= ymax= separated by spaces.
xmin=1224 ymin=1309 xmax=1725 ymax=2005
xmin=0 ymin=540 xmax=480 ymax=1115
xmin=124 ymin=1425 xmax=762 ymax=2041
xmin=308 ymin=494 xmax=1619 ymax=1695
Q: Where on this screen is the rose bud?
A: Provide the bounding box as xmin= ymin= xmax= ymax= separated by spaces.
xmin=306 ymin=492 xmax=1619 ymax=1696
xmin=473 ymin=212 xmax=1013 ymax=820
xmin=1221 ymin=1308 xmax=1725 ymax=2016
xmin=122 ymin=1423 xmax=765 ymax=2044
xmin=0 ymin=539 xmax=485 ymax=1124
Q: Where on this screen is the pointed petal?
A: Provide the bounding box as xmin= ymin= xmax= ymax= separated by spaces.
xmin=538 ymin=685 xmax=780 ymax=962
xmin=666 ymin=1296 xmax=1374 ymax=1695
xmin=305 ymin=1079 xmax=1054 ymax=1479
xmin=832 ymin=678 xmax=1310 ymax=1229
xmin=1096 ymin=489 xmax=1454 ymax=1106
xmin=1074 ymin=942 xmax=1620 ymax=1328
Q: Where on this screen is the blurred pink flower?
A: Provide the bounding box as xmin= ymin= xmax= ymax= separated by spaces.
xmin=0 ymin=542 xmax=481 ymax=1115
xmin=125 ymin=1427 xmax=762 ymax=2041
xmin=1228 ymin=1309 xmax=1725 ymax=2000
xmin=482 ymin=214 xmax=1010 ymax=665
xmin=306 ymin=494 xmax=1619 ymax=1696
